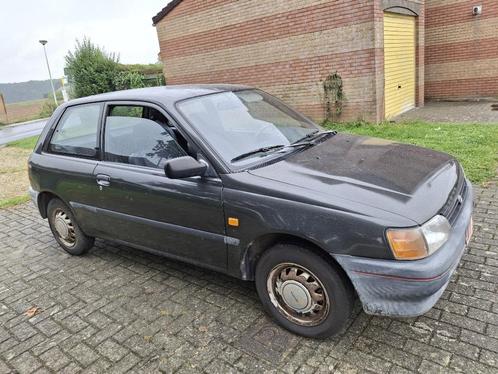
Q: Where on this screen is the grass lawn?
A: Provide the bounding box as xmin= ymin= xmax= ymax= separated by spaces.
xmin=7 ymin=135 xmax=39 ymax=149
xmin=0 ymin=195 xmax=31 ymax=209
xmin=325 ymin=121 xmax=498 ymax=184
xmin=0 ymin=136 xmax=39 ymax=209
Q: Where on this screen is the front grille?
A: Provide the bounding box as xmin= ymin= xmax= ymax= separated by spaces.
xmin=439 ymin=166 xmax=467 ymax=225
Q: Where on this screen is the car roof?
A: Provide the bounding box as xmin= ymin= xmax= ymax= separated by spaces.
xmin=66 ymin=84 xmax=252 ymax=109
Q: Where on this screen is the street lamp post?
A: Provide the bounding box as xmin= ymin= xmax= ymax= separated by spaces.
xmin=39 ymin=40 xmax=58 ymax=105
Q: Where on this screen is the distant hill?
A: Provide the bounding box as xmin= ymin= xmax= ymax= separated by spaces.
xmin=0 ymin=79 xmax=62 ymax=104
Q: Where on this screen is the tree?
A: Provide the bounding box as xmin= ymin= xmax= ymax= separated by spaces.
xmin=65 ymin=38 xmax=120 ymax=98
xmin=65 ymin=38 xmax=165 ymax=99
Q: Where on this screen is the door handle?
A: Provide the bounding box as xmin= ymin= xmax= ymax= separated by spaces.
xmin=96 ymin=174 xmax=111 ymax=187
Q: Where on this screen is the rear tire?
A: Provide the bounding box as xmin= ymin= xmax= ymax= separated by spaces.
xmin=255 ymin=243 xmax=353 ymax=338
xmin=47 ymin=198 xmax=94 ymax=256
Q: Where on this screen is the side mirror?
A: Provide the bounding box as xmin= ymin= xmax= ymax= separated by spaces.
xmin=164 ymin=156 xmax=207 ymax=179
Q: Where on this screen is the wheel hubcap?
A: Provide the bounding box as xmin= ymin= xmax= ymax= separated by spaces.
xmin=53 ymin=210 xmax=76 ymax=247
xmin=279 ymin=280 xmax=312 ymax=312
xmin=267 ymin=263 xmax=330 ymax=326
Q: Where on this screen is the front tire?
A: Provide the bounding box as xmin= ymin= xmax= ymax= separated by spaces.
xmin=47 ymin=198 xmax=94 ymax=256
xmin=255 ymin=243 xmax=353 ymax=338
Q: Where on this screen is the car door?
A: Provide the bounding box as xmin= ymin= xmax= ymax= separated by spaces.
xmin=91 ymin=102 xmax=227 ymax=271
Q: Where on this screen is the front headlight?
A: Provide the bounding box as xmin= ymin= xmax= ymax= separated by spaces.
xmin=421 ymin=215 xmax=451 ymax=254
xmin=386 ymin=215 xmax=451 ymax=260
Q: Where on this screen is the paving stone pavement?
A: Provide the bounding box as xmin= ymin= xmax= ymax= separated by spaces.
xmin=0 ymin=182 xmax=497 ymax=374
xmin=395 ymin=101 xmax=498 ymax=124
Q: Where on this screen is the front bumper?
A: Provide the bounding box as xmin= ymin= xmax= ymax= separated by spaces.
xmin=333 ymin=181 xmax=473 ymax=317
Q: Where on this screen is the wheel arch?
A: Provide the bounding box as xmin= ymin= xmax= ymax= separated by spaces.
xmin=241 ymin=233 xmax=353 ymax=289
xmin=37 ymin=191 xmax=63 ymax=218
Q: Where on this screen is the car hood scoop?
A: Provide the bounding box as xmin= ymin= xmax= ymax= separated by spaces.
xmin=249 ymin=133 xmax=460 ymax=224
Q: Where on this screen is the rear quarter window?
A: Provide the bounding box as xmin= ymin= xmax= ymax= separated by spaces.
xmin=49 ymin=104 xmax=101 ymax=157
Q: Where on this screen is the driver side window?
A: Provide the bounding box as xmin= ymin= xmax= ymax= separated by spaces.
xmin=104 ymin=105 xmax=186 ymax=169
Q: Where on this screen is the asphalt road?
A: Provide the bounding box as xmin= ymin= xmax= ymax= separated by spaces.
xmin=0 ymin=119 xmax=47 ymax=145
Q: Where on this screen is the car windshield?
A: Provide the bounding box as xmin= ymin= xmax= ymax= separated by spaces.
xmin=176 ymin=90 xmax=318 ymax=167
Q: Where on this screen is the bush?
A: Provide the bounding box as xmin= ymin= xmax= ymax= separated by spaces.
xmin=65 ymin=38 xmax=121 ymax=98
xmin=113 ymin=71 xmax=147 ymax=91
xmin=40 ymin=100 xmax=58 ymax=118
xmin=65 ymin=38 xmax=165 ymax=98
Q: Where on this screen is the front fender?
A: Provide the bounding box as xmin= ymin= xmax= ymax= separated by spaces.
xmin=222 ymin=187 xmax=412 ymax=278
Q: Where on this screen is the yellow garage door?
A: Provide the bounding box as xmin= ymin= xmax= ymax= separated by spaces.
xmin=384 ymin=12 xmax=416 ymax=119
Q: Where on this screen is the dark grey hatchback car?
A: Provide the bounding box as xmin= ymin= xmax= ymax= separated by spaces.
xmin=29 ymin=85 xmax=473 ymax=338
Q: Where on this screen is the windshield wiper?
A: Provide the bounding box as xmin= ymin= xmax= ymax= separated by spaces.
xmin=293 ymin=130 xmax=320 ymax=144
xmin=231 ymin=145 xmax=286 ymax=162
xmin=230 ymin=131 xmax=337 ymax=163
xmin=292 ymin=130 xmax=336 ymax=145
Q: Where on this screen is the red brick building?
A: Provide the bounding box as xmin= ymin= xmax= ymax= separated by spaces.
xmin=153 ymin=1 xmax=497 ymax=122
xmin=426 ymin=1 xmax=498 ymax=101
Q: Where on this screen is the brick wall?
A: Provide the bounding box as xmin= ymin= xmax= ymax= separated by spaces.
xmin=155 ymin=0 xmax=425 ymax=122
xmin=155 ymin=0 xmax=384 ymax=122
xmin=425 ymin=0 xmax=498 ymax=100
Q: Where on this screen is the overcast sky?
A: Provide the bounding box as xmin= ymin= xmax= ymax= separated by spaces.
xmin=0 ymin=0 xmax=170 ymax=83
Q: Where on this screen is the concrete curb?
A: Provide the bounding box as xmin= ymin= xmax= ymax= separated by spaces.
xmin=4 ymin=117 xmax=50 ymax=128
